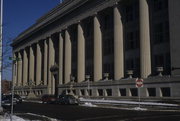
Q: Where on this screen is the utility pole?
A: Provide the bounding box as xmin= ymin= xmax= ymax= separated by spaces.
xmin=9 ymin=57 xmax=21 ymax=121
xmin=0 ymin=0 xmax=4 ymax=112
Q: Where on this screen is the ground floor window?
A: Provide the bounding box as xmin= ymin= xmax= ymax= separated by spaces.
xmin=106 ymin=89 xmax=112 ymax=96
xmin=130 ymin=88 xmax=138 ymax=96
xmin=98 ymin=89 xmax=103 ymax=96
xmin=147 ymin=88 xmax=156 ymax=97
xmin=81 ymin=89 xmax=85 ymax=96
xmin=161 ymin=87 xmax=171 ymax=97
xmin=119 ymin=88 xmax=126 ymax=96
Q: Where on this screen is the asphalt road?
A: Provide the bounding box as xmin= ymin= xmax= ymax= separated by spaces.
xmin=4 ymin=102 xmax=180 ymax=121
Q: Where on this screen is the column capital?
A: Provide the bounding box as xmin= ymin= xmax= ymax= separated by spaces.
xmin=113 ymin=1 xmax=119 ymax=7
xmin=93 ymin=12 xmax=98 ymax=17
xmin=59 ymin=30 xmax=63 ymax=34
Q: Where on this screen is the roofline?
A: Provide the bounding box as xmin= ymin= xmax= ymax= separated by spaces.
xmin=12 ymin=0 xmax=85 ymax=46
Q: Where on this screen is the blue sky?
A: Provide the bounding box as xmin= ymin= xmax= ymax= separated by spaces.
xmin=2 ymin=0 xmax=61 ymax=80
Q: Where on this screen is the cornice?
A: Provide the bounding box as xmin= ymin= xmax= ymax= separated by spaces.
xmin=12 ymin=0 xmax=87 ymax=46
xmin=12 ymin=0 xmax=121 ymax=49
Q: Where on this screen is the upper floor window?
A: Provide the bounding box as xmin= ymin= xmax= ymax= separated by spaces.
xmin=126 ymin=30 xmax=139 ymax=50
xmin=153 ymin=0 xmax=168 ymax=12
xmin=153 ymin=0 xmax=163 ymax=12
xmin=103 ymin=14 xmax=113 ymax=30
xmin=154 ymin=23 xmax=163 ymax=44
xmin=85 ymin=22 xmax=92 ymax=37
xmin=125 ymin=5 xmax=133 ymax=22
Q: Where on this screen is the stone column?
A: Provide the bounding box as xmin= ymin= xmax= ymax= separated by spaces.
xmin=44 ymin=39 xmax=48 ymax=85
xmin=114 ymin=4 xmax=124 ymax=80
xmin=36 ymin=42 xmax=42 ymax=85
xmin=59 ymin=32 xmax=64 ymax=85
xmin=139 ymin=0 xmax=151 ymax=78
xmin=17 ymin=51 xmax=22 ymax=86
xmin=48 ymin=37 xmax=55 ymax=94
xmin=64 ymin=29 xmax=71 ymax=84
xmin=23 ymin=49 xmax=28 ymax=86
xmin=29 ymin=46 xmax=35 ymax=83
xmin=77 ymin=22 xmax=85 ymax=83
xmin=93 ymin=14 xmax=102 ymax=82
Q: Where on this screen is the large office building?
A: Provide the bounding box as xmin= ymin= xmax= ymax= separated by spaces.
xmin=12 ymin=0 xmax=180 ymax=101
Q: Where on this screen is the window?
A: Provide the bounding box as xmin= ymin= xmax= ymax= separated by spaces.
xmin=85 ymin=22 xmax=92 ymax=37
xmin=153 ymin=0 xmax=163 ymax=12
xmin=155 ymin=54 xmax=164 ymax=67
xmin=126 ymin=59 xmax=134 ymax=70
xmin=81 ymin=89 xmax=85 ymax=96
xmin=104 ymin=14 xmax=112 ymax=30
xmin=161 ymin=87 xmax=171 ymax=97
xmin=125 ymin=5 xmax=133 ymax=22
xmin=126 ymin=31 xmax=139 ymax=50
xmin=87 ymin=89 xmax=92 ymax=96
xmin=119 ymin=89 xmax=126 ymax=96
xmin=98 ymin=89 xmax=103 ymax=96
xmin=72 ymin=90 xmax=76 ymax=95
xmin=130 ymin=88 xmax=138 ymax=96
xmin=147 ymin=88 xmax=156 ymax=97
xmin=154 ymin=23 xmax=163 ymax=44
xmin=106 ymin=89 xmax=112 ymax=96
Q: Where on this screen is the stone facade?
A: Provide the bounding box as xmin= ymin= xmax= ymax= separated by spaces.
xmin=12 ymin=0 xmax=180 ymax=101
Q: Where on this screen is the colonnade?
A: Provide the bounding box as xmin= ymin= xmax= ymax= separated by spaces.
xmin=13 ymin=0 xmax=151 ymax=94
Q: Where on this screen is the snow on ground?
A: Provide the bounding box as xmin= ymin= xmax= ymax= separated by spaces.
xmin=24 ymin=100 xmax=43 ymax=104
xmin=80 ymin=102 xmax=97 ymax=107
xmin=0 ymin=113 xmax=59 ymax=121
xmin=132 ymin=107 xmax=147 ymax=111
xmin=0 ymin=113 xmax=26 ymax=121
xmin=79 ymin=98 xmax=179 ymax=107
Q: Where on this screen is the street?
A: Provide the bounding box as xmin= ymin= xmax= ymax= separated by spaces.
xmin=3 ymin=102 xmax=180 ymax=121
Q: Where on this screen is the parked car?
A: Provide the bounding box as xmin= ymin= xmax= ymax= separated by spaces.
xmin=57 ymin=94 xmax=79 ymax=105
xmin=2 ymin=94 xmax=17 ymax=108
xmin=13 ymin=94 xmax=23 ymax=104
xmin=41 ymin=94 xmax=57 ymax=104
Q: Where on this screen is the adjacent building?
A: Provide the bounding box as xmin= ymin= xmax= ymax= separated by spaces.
xmin=12 ymin=0 xmax=180 ymax=101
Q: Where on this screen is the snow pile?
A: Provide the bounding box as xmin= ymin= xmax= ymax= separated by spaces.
xmin=24 ymin=100 xmax=43 ymax=104
xmin=0 ymin=113 xmax=59 ymax=121
xmin=0 ymin=113 xmax=26 ymax=121
xmin=81 ymin=102 xmax=97 ymax=107
xmin=132 ymin=107 xmax=147 ymax=111
xmin=79 ymin=98 xmax=179 ymax=107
